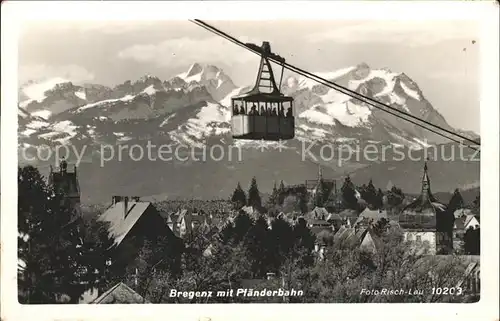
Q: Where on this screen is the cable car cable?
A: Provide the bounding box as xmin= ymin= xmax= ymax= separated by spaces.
xmin=190 ymin=19 xmax=480 ymax=150
xmin=192 ymin=19 xmax=479 ymax=148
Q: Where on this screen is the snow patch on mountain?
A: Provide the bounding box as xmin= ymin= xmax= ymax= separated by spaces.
xmin=75 ymin=90 xmax=87 ymax=100
xmin=169 ymin=102 xmax=231 ymax=146
xmin=401 ymin=82 xmax=420 ymax=100
xmin=178 ymin=63 xmax=204 ymax=83
xmin=22 ymin=77 xmax=69 ymax=102
xmin=192 ymin=102 xmax=231 ymax=130
xmin=18 ymin=107 xmax=30 ymax=118
xmin=220 ymin=87 xmax=248 ymax=107
xmin=19 ymin=100 xmax=34 ymax=108
xmin=77 ymin=95 xmax=135 ymax=111
xmin=300 ymin=109 xmax=334 ymax=125
xmin=118 ymin=136 xmax=133 ymax=142
xmin=26 ymin=120 xmax=50 ymax=130
xmin=300 ymin=100 xmax=371 ymax=127
xmin=389 ymin=133 xmax=422 ymax=150
xmin=142 ymin=85 xmax=157 ymax=95
xmin=327 ymin=101 xmax=371 ymax=127
xmin=38 ymin=120 xmax=79 ymax=144
xmin=334 ymin=138 xmax=359 ymax=144
xmin=20 ymin=128 xmax=37 ymax=137
xmin=296 ymin=66 xmax=356 ymax=89
xmin=31 ymin=110 xmax=52 ymax=120
xmin=86 ymin=125 xmax=97 ymax=140
xmin=52 ymin=121 xmax=78 ymax=136
xmin=297 ymin=124 xmax=329 ymax=138
xmin=160 ymin=114 xmax=177 ymax=127
xmin=349 ymin=69 xmax=400 ymax=91
xmin=413 ymin=137 xmax=431 ymax=148
xmin=321 ymin=89 xmax=351 ymax=104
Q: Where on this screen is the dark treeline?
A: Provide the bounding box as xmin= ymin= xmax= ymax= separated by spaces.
xmin=18 ymin=166 xmax=479 ymax=304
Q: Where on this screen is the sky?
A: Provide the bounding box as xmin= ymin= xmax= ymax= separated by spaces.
xmin=18 ymin=20 xmax=480 ymax=132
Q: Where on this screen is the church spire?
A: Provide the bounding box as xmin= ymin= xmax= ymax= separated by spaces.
xmin=420 ymin=159 xmax=432 ymax=203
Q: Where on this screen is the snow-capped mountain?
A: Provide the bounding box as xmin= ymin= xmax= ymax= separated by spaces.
xmin=17 ymin=63 xmax=480 ymax=203
xmin=281 ymin=62 xmax=470 ymax=147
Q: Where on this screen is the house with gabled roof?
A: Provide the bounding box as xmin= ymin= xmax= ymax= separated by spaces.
xmin=454 ymin=214 xmax=480 ymax=232
xmin=359 ymin=228 xmax=384 ymax=254
xmin=98 ymin=196 xmax=182 ymax=271
xmin=309 ymin=206 xmax=329 ymax=220
xmin=91 ymin=282 xmax=150 ymax=304
xmin=333 ymin=226 xmax=358 ymax=247
xmin=353 ymin=208 xmax=388 ymax=228
xmin=454 ymin=208 xmax=473 ymax=219
xmin=171 ymin=208 xmax=213 ymax=238
xmin=456 ymin=256 xmax=480 ymax=298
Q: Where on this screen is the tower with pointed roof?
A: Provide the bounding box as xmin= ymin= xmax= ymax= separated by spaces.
xmin=49 ymin=158 xmax=82 ymax=218
xmin=312 ymin=165 xmax=323 ymax=195
xmin=399 ymin=160 xmax=452 ymax=254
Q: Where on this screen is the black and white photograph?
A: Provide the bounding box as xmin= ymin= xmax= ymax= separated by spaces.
xmin=1 ymin=1 xmax=499 ymax=320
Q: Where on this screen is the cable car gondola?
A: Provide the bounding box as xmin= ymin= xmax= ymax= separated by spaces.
xmin=231 ymin=41 xmax=294 ymax=141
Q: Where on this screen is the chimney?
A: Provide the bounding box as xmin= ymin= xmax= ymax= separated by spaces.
xmin=112 ymin=196 xmax=122 ymax=205
xmin=124 ymin=196 xmax=129 ymax=218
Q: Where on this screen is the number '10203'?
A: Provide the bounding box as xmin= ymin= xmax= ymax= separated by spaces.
xmin=432 ymin=287 xmax=463 ymax=295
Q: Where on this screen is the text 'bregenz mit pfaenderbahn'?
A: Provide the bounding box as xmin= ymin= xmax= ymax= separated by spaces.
xmin=169 ymin=288 xmax=304 ymax=299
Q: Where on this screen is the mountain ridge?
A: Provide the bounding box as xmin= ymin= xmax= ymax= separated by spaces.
xmin=18 ymin=62 xmax=480 ymax=204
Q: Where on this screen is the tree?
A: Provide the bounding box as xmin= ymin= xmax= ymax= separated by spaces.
xmin=243 ymin=216 xmax=272 ymax=277
xmin=313 ymin=178 xmax=327 ymax=207
xmin=131 ymin=228 xmax=253 ymax=303
xmin=448 ymin=189 xmax=464 ymax=211
xmin=232 ymin=212 xmax=254 ymax=244
xmin=362 ymin=179 xmax=377 ymax=208
xmin=278 ymin=180 xmax=286 ymax=205
xmin=266 ymin=182 xmax=279 ymax=208
xmin=473 ymin=194 xmax=480 ymax=207
xmin=282 ymin=195 xmax=301 ymax=214
xmin=387 ymin=186 xmax=405 ymax=208
xmin=18 ymin=166 xmax=110 ymax=303
xmin=293 ymin=218 xmax=316 ymax=255
xmin=230 ymin=182 xmax=246 ymax=209
xmin=376 ymin=188 xmax=384 ymax=209
xmin=464 ymin=226 xmax=480 ymax=255
xmin=269 ymin=217 xmax=295 ymax=271
xmin=372 ymin=218 xmax=390 ymax=236
xmin=341 ymin=176 xmax=358 ymax=210
xmin=247 ymin=177 xmax=262 ymax=209
xmin=78 ymin=217 xmax=116 ymax=294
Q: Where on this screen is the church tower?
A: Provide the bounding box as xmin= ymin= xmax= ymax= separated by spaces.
xmin=399 ymin=160 xmax=451 ymax=254
xmin=49 ymin=158 xmax=82 ymax=218
xmin=312 ymin=165 xmax=323 ymax=195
